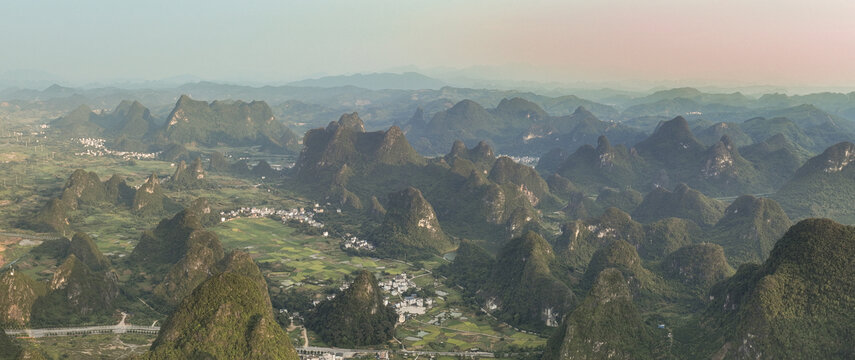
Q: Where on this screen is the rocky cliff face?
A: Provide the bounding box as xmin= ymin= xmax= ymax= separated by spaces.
xmin=0 ymin=270 xmax=43 ymax=326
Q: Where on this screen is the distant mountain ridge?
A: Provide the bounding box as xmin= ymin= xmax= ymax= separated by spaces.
xmin=289 ymin=72 xmax=447 ymax=90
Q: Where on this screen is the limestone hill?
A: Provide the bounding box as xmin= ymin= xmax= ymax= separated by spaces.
xmin=701 ymin=219 xmax=855 ymax=359
xmin=305 ymin=271 xmax=397 ymax=347
xmin=372 ymin=187 xmax=454 ymax=258
xmin=482 ymin=231 xmax=575 ymax=330
xmin=707 ymin=195 xmax=792 ymax=266
xmin=773 ymin=141 xmax=855 ymax=222
xmin=146 ymin=257 xmax=297 ymax=359
xmin=632 ymin=184 xmax=726 ymax=227
xmin=543 ymin=268 xmax=660 ymax=360
xmin=158 ymin=95 xmax=297 ymax=153
xmin=130 ymin=209 xmax=225 ymax=307
xmin=0 ymin=269 xmax=44 ymax=326
xmin=661 ymin=243 xmax=733 ymax=291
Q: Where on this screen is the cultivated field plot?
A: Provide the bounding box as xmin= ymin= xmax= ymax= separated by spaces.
xmin=20 ymin=333 xmax=155 ymax=359
xmin=213 ymin=217 xmax=418 ymax=291
xmin=213 ymin=217 xmax=547 ymax=353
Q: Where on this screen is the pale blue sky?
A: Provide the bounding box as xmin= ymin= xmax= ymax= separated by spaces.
xmin=3 ymin=0 xmax=854 ymax=87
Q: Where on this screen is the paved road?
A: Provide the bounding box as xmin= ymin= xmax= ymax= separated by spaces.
xmin=6 ymin=327 xmax=497 ymax=357
xmin=4 ymin=325 xmax=160 ymax=338
xmin=297 ymin=346 xmax=493 ymax=358
xmin=0 ymin=232 xmax=60 ymax=241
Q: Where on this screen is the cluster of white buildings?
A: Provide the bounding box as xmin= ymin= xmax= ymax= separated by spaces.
xmin=378 ymin=273 xmax=436 ymax=322
xmin=379 ymin=273 xmax=415 ymax=296
xmin=498 ymin=154 xmax=539 ymax=167
xmin=342 ymin=236 xmax=374 ymax=251
xmin=219 ymin=206 xmax=325 ymax=229
xmin=75 ymin=137 xmax=159 ymax=160
xmin=393 ymin=295 xmax=434 ymax=319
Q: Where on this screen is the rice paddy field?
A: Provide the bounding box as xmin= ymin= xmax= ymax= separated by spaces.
xmin=213 ymin=217 xmax=546 ymax=353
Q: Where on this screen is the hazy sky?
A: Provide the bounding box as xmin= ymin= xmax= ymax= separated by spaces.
xmin=3 ymin=0 xmax=855 ymax=88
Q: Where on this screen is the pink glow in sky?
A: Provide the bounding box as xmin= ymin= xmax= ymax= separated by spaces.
xmin=407 ymin=0 xmax=855 ymax=86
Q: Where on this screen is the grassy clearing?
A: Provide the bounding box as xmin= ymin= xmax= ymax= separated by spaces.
xmin=19 ymin=333 xmax=155 ymax=359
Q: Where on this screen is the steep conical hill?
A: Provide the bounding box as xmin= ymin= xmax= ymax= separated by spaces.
xmin=661 ymin=243 xmax=733 ymax=291
xmin=130 ymin=208 xmax=225 ymax=307
xmin=50 ymin=105 xmax=102 ymax=137
xmin=372 ymin=187 xmax=454 ymax=257
xmin=632 ymin=184 xmax=726 ymax=227
xmin=368 ymin=195 xmax=386 ymax=220
xmin=634 ymin=116 xmax=705 ymax=168
xmin=130 ymin=209 xmax=204 ymax=265
xmin=444 ymin=140 xmax=496 ymax=171
xmin=582 ymin=239 xmax=654 ymax=293
xmin=132 ymin=172 xmax=167 ymax=215
xmin=773 ymin=141 xmax=855 ymax=222
xmin=33 ymin=169 xmax=138 ymax=234
xmin=482 ymin=231 xmax=574 ymax=330
xmin=305 ymin=271 xmax=397 ymax=347
xmin=707 ymin=195 xmax=792 ymax=266
xmin=488 ymin=156 xmax=552 ymax=206
xmin=555 ymin=136 xmax=640 ymax=192
xmin=640 ymin=217 xmax=700 ymax=260
xmin=553 ymin=208 xmax=644 ymax=271
xmin=57 ymin=169 xmax=109 ymax=209
xmin=543 ymin=268 xmax=659 ymax=360
xmin=169 ymin=158 xmax=207 ymax=189
xmin=695 ymin=122 xmax=752 ymax=147
xmin=31 ymin=254 xmax=120 ymax=324
xmin=208 ymin=151 xmax=231 ymax=172
xmin=146 ymin=271 xmax=298 ymax=359
xmin=152 ymin=229 xmax=225 ymax=307
xmin=594 ymin=187 xmax=643 ymax=214
xmin=702 ymin=219 xmax=855 ymax=359
xmin=251 ymin=160 xmax=279 ymax=178
xmin=739 ymin=133 xmax=812 ymax=187
xmin=545 ymin=173 xmax=578 ymax=199
xmin=99 ymin=100 xmax=158 ymax=139
xmin=69 ymin=232 xmax=110 ymax=272
xmin=696 ymin=135 xmax=765 ymax=195
xmin=536 ymin=148 xmax=569 ymax=174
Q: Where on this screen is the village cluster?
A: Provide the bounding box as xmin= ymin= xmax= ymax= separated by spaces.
xmin=75 ymin=137 xmax=160 ymax=160
xmin=380 ymin=273 xmax=436 ymax=322
xmin=220 ymin=205 xmax=325 ymax=229
xmin=219 ymin=205 xmax=378 ymax=251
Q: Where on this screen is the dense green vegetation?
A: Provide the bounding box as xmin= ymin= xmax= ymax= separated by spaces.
xmin=3 ymin=82 xmax=855 ymax=359
xmin=696 ymin=219 xmax=855 ymax=359
xmin=661 ymin=243 xmax=733 ymax=291
xmin=482 ymin=232 xmax=575 ymax=331
xmin=706 ymin=195 xmax=792 ymax=265
xmin=632 ymin=183 xmax=726 ymax=227
xmin=543 ymin=268 xmax=661 ymax=360
xmin=0 ymin=326 xmax=21 ymax=360
xmin=774 ymin=141 xmax=855 ymax=223
xmin=306 ymin=271 xmax=397 ymax=347
xmin=372 ymin=187 xmax=454 ymax=258
xmin=146 ymin=271 xmax=298 ymax=359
